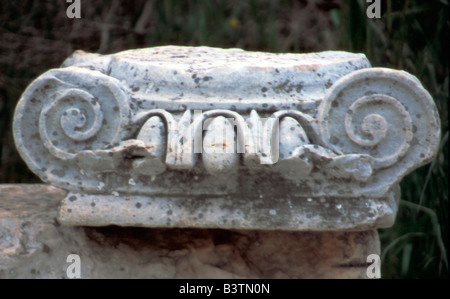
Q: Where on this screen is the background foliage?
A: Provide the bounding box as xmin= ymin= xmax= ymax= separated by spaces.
xmin=0 ymin=0 xmax=448 ymax=278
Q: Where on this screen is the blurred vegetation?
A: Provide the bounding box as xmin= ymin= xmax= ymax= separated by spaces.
xmin=0 ymin=0 xmax=448 ymax=278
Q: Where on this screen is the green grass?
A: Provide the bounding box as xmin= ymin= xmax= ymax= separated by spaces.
xmin=0 ymin=0 xmax=448 ymax=278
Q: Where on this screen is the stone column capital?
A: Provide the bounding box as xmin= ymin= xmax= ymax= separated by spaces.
xmin=13 ymin=46 xmax=440 ymax=230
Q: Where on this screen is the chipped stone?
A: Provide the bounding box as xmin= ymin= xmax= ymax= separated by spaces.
xmin=12 ymin=46 xmax=440 ymax=230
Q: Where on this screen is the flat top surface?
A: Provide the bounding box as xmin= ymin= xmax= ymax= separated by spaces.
xmin=110 ymin=46 xmax=368 ymax=70
xmin=62 ymin=46 xmax=371 ymax=105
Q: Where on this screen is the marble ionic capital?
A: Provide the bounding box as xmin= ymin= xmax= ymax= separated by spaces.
xmin=13 ymin=46 xmax=440 ymax=230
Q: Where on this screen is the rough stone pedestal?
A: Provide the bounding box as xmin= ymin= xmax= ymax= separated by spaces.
xmin=1 ymin=185 xmax=379 ymax=279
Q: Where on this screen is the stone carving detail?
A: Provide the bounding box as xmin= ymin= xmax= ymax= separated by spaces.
xmin=319 ymin=68 xmax=440 ymax=197
xmin=12 ymin=46 xmax=440 ymax=230
xmin=27 ymin=67 xmax=132 ymax=161
xmin=320 ymin=69 xmax=425 ymax=169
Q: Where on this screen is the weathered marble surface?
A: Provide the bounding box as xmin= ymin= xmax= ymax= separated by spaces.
xmin=0 ymin=185 xmax=379 ymax=279
xmin=58 ymin=187 xmax=400 ymax=230
xmin=12 ymin=46 xmax=440 ymax=229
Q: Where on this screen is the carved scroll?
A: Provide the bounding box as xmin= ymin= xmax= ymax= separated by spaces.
xmin=319 ymin=68 xmax=440 ymax=196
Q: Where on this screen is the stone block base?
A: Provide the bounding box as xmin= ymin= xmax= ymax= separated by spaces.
xmin=0 ymin=184 xmax=380 ymax=278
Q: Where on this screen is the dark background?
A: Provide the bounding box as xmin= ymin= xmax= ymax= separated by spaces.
xmin=0 ymin=0 xmax=448 ymax=278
